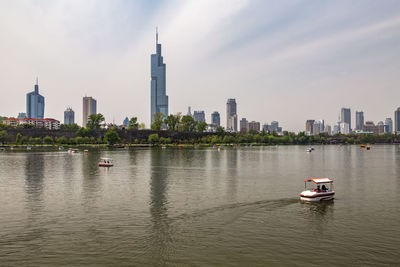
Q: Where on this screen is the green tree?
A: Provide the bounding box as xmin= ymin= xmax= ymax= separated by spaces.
xmin=148 ymin=133 xmax=159 ymax=144
xmin=197 ymin=122 xmax=207 ymax=133
xmin=0 ymin=130 xmax=7 ymax=144
xmin=86 ymin=114 xmax=105 ymax=130
xmin=216 ymin=126 xmax=225 ymax=136
xmin=180 ymin=115 xmax=197 ymax=132
xmin=164 ymin=113 xmax=181 ymax=131
xmin=43 ymin=136 xmax=53 ymax=144
xmin=60 ymin=123 xmax=80 ymax=131
xmin=104 ymin=129 xmax=121 ymax=145
xmin=76 ymin=127 xmax=90 ymax=137
xmin=151 ymin=112 xmax=166 ymax=130
xmin=138 ymin=123 xmax=146 ymax=130
xmin=16 ymin=133 xmax=22 ymax=144
xmin=56 ymin=136 xmax=68 ymax=144
xmin=128 ymin=117 xmax=139 ymax=130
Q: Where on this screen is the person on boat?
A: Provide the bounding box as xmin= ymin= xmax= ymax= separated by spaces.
xmin=321 ymin=185 xmax=328 ymax=192
xmin=316 ymin=185 xmax=321 ymax=192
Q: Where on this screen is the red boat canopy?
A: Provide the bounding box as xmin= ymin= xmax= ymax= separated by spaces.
xmin=304 ymin=178 xmax=333 ymax=184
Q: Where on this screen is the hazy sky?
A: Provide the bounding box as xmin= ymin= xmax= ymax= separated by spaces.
xmin=1 ymin=0 xmax=399 ymax=132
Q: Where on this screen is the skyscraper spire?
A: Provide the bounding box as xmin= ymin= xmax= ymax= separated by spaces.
xmin=36 ymin=76 xmax=38 ymax=85
xmin=156 ymin=27 xmax=158 ymax=45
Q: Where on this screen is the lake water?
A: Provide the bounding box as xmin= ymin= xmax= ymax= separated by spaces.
xmin=0 ymin=145 xmax=399 ymax=266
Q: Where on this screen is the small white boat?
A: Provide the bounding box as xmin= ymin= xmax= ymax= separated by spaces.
xmin=306 ymin=148 xmax=312 ymax=152
xmin=26 ymin=146 xmax=31 ymax=150
xmin=99 ymin=158 xmax=113 ymax=167
xmin=59 ymin=146 xmax=64 ymax=150
xmin=71 ymin=149 xmax=79 ymax=153
xmin=300 ymin=178 xmax=335 ymax=202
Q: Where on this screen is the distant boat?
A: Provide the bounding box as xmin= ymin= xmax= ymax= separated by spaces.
xmin=26 ymin=146 xmax=31 ymax=150
xmin=84 ymin=149 xmax=88 ymax=155
xmin=366 ymin=145 xmax=371 ymax=150
xmin=306 ymin=148 xmax=312 ymax=152
xmin=71 ymin=149 xmax=79 ymax=153
xmin=360 ymin=144 xmax=365 ymax=148
xmin=99 ymin=158 xmax=113 ymax=167
xmin=59 ymin=146 xmax=64 ymax=150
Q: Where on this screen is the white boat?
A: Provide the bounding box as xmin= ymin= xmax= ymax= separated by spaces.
xmin=99 ymin=158 xmax=113 ymax=167
xmin=306 ymin=148 xmax=312 ymax=152
xmin=300 ymin=178 xmax=335 ymax=202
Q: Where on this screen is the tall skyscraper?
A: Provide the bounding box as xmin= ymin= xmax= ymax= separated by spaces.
xmin=211 ymin=111 xmax=220 ymax=126
xmin=240 ymin=118 xmax=248 ymax=133
xmin=82 ymin=96 xmax=97 ymax=128
xmin=64 ymin=107 xmax=75 ymax=125
xmin=193 ymin=111 xmax=206 ymax=122
xmin=150 ymin=28 xmax=168 ymax=124
xmin=305 ymin=120 xmax=315 ymax=136
xmin=226 ymin=98 xmax=237 ymax=131
xmin=26 ymin=78 xmax=45 ymax=119
xmin=395 ymin=108 xmax=400 ymax=133
xmin=123 ymin=117 xmax=129 ymax=127
xmin=384 ymin=118 xmax=393 ymax=133
xmin=341 ymin=108 xmax=351 ymax=131
xmin=355 ymin=111 xmax=364 ymax=130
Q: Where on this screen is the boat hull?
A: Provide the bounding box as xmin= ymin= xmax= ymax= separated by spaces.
xmin=300 ymin=191 xmax=335 ymax=202
xmin=98 ymin=163 xmax=113 ymax=167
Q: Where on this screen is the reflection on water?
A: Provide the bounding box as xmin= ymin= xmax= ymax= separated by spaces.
xmin=148 ymin=149 xmax=171 ymax=265
xmin=0 ymin=145 xmax=399 ymax=266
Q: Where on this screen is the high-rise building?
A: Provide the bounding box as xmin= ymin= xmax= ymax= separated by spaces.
xmin=319 ymin=120 xmax=325 ymax=133
xmin=240 ymin=118 xmax=248 ymax=133
xmin=270 ymin=121 xmax=279 ymax=132
xmin=226 ymin=98 xmax=237 ymax=131
xmin=324 ymin=125 xmax=332 ymax=135
xmin=340 ymin=122 xmax=350 ymax=134
xmin=262 ymin=124 xmax=269 ymax=132
xmin=187 ymin=106 xmax=192 ymax=117
xmin=64 ymin=107 xmax=75 ymax=125
xmin=17 ymin=113 xmax=27 ymax=119
xmin=363 ymin=121 xmax=385 ymax=135
xmin=341 ymin=108 xmax=351 ymax=132
xmin=313 ymin=121 xmax=321 ymax=135
xmin=384 ymin=118 xmax=393 ymax=133
xmin=355 ymin=111 xmax=364 ymax=130
xmin=193 ymin=111 xmax=205 ymax=122
xmin=123 ymin=117 xmax=129 ymax=127
xmin=150 ymin=28 xmax=168 ymax=124
xmin=395 ymin=108 xmax=400 ymax=133
xmin=211 ymin=112 xmax=220 ymax=127
xmin=26 ymin=78 xmax=45 ymax=119
xmin=305 ymin=120 xmax=315 ymax=136
xmin=248 ymin=121 xmax=260 ymax=132
xmin=82 ymin=96 xmax=97 ymax=128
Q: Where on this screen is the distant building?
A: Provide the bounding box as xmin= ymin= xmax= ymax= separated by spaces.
xmin=363 ymin=121 xmax=384 ymax=135
xmin=240 ymin=118 xmax=248 ymax=133
xmin=340 ymin=122 xmax=350 ymax=134
xmin=226 ymin=98 xmax=237 ymax=131
xmin=313 ymin=121 xmax=321 ymax=135
xmin=150 ymin=29 xmax=168 ymax=124
xmin=26 ymin=78 xmax=45 ymax=119
xmin=324 ymin=125 xmax=332 ymax=135
xmin=193 ymin=111 xmax=206 ymax=122
xmin=262 ymin=124 xmax=269 ymax=132
xmin=82 ymin=96 xmax=97 ymax=128
xmin=341 ymin=108 xmax=351 ymax=132
xmin=355 ymin=111 xmax=364 ymax=130
xmin=384 ymin=118 xmax=393 ymax=133
xmin=319 ymin=120 xmax=325 ymax=133
xmin=211 ymin=111 xmax=220 ymax=127
xmin=395 ymin=108 xmax=400 ymax=133
xmin=123 ymin=117 xmax=129 ymax=127
xmin=17 ymin=113 xmax=27 ymax=119
xmin=187 ymin=106 xmax=192 ymax=117
xmin=270 ymin=121 xmax=279 ymax=131
xmin=4 ymin=118 xmax=60 ymax=130
xmin=305 ymin=120 xmax=315 ymax=136
xmin=64 ymin=107 xmax=75 ymax=125
xmin=248 ymin=121 xmax=260 ymax=132
xmin=332 ymin=124 xmax=340 ymax=135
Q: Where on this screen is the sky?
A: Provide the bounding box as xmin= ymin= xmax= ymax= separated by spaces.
xmin=0 ymin=0 xmax=400 ymax=132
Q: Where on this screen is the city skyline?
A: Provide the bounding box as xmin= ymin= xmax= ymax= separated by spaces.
xmin=0 ymin=1 xmax=400 ymax=131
